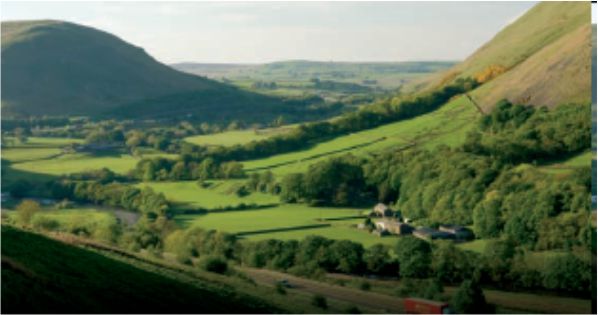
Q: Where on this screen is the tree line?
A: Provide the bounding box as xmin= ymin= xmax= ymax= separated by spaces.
xmin=133 ymin=78 xmax=478 ymax=181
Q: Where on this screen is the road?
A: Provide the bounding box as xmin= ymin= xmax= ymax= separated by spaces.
xmin=241 ymin=267 xmax=405 ymax=313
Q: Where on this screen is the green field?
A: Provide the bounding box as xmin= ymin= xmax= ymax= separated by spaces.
xmin=184 ymin=125 xmax=295 ymax=147
xmin=537 ymin=150 xmax=594 ymax=174
xmin=138 ymin=180 xmax=279 ymax=210
xmin=243 ymin=95 xmax=480 ymax=175
xmin=175 ymin=203 xmax=399 ymax=247
xmin=2 ymin=137 xmax=176 ymax=180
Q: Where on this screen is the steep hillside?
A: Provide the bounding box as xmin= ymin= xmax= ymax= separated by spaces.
xmin=1 ymin=226 xmax=281 ymax=313
xmin=412 ymin=2 xmax=591 ymax=109
xmin=471 ymin=23 xmax=591 ymax=111
xmin=1 ymin=20 xmax=327 ymax=122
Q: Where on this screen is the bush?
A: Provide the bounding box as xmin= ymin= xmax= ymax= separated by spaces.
xmin=311 ymin=294 xmax=328 ymax=309
xmin=198 ymin=255 xmax=229 ymax=274
xmin=450 ymin=279 xmax=492 ymax=314
xmin=275 ymin=282 xmax=286 ymax=295
xmin=345 ymin=306 xmax=361 ymax=314
xmin=31 ymin=216 xmax=59 ymax=231
xmin=359 ymin=280 xmax=371 ymax=291
xmin=16 ymin=199 xmax=41 ymax=225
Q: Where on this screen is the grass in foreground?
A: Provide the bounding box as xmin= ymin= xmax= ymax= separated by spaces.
xmin=1 ymin=225 xmax=281 ymax=313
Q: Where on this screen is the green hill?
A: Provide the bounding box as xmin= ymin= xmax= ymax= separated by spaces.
xmin=1 ymin=20 xmax=332 ymax=123
xmin=413 ymin=2 xmax=591 ymax=109
xmin=1 ymin=226 xmax=280 ymax=313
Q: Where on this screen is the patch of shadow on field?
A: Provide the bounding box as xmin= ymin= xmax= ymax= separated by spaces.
xmin=171 ymin=202 xmax=280 ymax=216
xmin=1 ymin=160 xmax=58 ymax=186
xmin=235 ymin=223 xmax=331 ymax=237
xmin=320 ymin=215 xmax=366 ymax=222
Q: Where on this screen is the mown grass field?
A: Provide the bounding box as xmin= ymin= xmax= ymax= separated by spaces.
xmin=138 ymin=180 xmax=279 ymax=210
xmin=2 ymin=137 xmax=176 ymax=181
xmin=184 ymin=130 xmax=271 ymax=147
xmin=184 ymin=125 xmax=296 ymax=147
xmin=242 ymin=95 xmax=479 ymax=175
xmin=537 ymin=150 xmax=594 ymax=174
xmin=175 ymin=203 xmax=399 ymax=247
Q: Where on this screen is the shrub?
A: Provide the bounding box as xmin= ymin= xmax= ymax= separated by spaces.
xmin=31 ymin=216 xmax=59 ymax=231
xmin=359 ymin=280 xmax=371 ymax=291
xmin=345 ymin=306 xmax=361 ymax=314
xmin=16 ymin=199 xmax=41 ymax=225
xmin=198 ymin=255 xmax=228 ymax=274
xmin=275 ymin=282 xmax=286 ymax=295
xmin=311 ymin=294 xmax=328 ymax=309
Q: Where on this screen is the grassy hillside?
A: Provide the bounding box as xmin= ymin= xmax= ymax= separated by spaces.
xmin=1 ymin=20 xmax=335 ymax=123
xmin=0 ymin=226 xmax=280 ymax=313
xmin=471 ymin=24 xmax=591 ymax=111
xmin=412 ymin=2 xmax=591 ymax=109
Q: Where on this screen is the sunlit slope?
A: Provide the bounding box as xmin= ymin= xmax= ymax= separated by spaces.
xmin=471 ymin=24 xmax=591 ymax=111
xmin=242 ymin=95 xmax=480 ymax=175
xmin=411 ymin=2 xmax=590 ymax=109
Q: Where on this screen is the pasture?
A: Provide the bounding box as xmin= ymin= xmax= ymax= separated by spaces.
xmin=2 ymin=137 xmax=176 ymax=181
xmin=138 ymin=180 xmax=279 ymax=210
xmin=243 ymin=95 xmax=480 ymax=175
xmin=175 ymin=203 xmax=399 ymax=247
xmin=537 ymin=150 xmax=593 ymax=174
xmin=184 ymin=125 xmax=296 ymax=147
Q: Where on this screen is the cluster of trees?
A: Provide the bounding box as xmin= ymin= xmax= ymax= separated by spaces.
xmin=279 ymin=155 xmax=369 ymax=206
xmin=251 ymin=81 xmax=278 ymax=89
xmin=277 ymin=101 xmax=591 ymax=251
xmin=161 ymin=227 xmax=592 ymax=297
xmin=132 ymin=157 xmax=245 ymax=181
xmin=245 ymin=171 xmax=279 ymax=194
xmin=463 ymin=101 xmax=590 ymax=163
xmin=48 ymin=180 xmax=170 ymax=217
xmin=310 ymin=78 xmax=372 ymax=93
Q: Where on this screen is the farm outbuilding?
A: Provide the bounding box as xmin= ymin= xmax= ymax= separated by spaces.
xmin=413 ymin=227 xmax=454 ymax=241
xmin=438 ymin=224 xmax=474 ymax=240
xmin=375 ymin=219 xmax=414 ymax=235
xmin=372 ymin=203 xmax=393 ymax=217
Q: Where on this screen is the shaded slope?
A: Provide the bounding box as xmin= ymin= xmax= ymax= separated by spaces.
xmin=1 ymin=20 xmax=223 ymax=116
xmin=0 ymin=226 xmax=279 ymax=313
xmin=1 ymin=20 xmax=318 ymax=123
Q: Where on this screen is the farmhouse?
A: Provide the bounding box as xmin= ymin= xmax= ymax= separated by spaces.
xmin=375 ymin=219 xmax=414 ymax=235
xmin=371 ymin=203 xmax=393 ymax=217
xmin=413 ymin=227 xmax=454 ymax=241
xmin=438 ymin=224 xmax=474 ymax=240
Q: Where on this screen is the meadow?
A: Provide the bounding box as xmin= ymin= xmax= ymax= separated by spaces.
xmin=242 ymin=95 xmax=480 ymax=175
xmin=138 ymin=180 xmax=279 ymax=210
xmin=183 ymin=125 xmax=295 ymax=147
xmin=175 ymin=203 xmax=400 ymax=247
xmin=2 ymin=136 xmax=176 ymax=181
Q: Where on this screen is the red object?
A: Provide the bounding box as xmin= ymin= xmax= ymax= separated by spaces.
xmin=404 ymin=297 xmax=450 ymax=314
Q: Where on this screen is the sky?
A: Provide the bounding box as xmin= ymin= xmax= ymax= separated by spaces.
xmin=1 ymin=1 xmax=537 ymax=64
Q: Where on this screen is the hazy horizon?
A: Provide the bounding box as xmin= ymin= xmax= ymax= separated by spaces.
xmin=1 ymin=2 xmax=537 ymax=64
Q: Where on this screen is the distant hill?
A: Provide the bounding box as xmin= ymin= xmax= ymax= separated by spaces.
xmin=1 ymin=226 xmax=280 ymax=313
xmin=1 ymin=20 xmax=332 ymax=123
xmin=413 ymin=2 xmax=591 ymax=110
xmin=172 ymin=60 xmax=456 ymax=90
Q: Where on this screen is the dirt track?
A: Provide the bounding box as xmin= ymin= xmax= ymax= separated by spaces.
xmin=241 ymin=267 xmax=405 ymax=313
